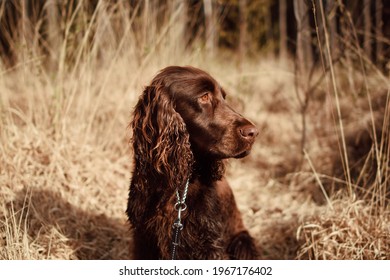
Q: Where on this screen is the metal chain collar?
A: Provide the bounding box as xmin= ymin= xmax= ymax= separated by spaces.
xmin=171 ymin=179 xmax=190 ymax=260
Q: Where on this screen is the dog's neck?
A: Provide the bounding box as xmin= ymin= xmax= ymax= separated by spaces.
xmin=191 ymin=153 xmax=225 ymax=184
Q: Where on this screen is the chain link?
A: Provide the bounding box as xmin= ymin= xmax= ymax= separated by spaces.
xmin=171 ymin=178 xmax=190 ymax=260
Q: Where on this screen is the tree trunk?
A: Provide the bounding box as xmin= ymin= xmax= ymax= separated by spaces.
xmin=265 ymin=3 xmax=273 ymax=53
xmin=238 ymin=0 xmax=248 ymax=70
xmin=19 ymin=0 xmax=34 ymax=62
xmin=45 ymin=0 xmax=60 ymax=72
xmin=203 ymin=0 xmax=216 ymax=56
xmin=167 ymin=0 xmax=188 ymax=58
xmin=327 ymin=0 xmax=338 ymax=58
xmin=363 ymin=0 xmax=372 ymax=60
xmin=375 ymin=0 xmax=383 ymax=65
xmin=293 ymin=0 xmax=313 ymax=82
xmin=340 ymin=2 xmax=357 ymax=97
xmin=279 ymin=0 xmax=287 ymax=62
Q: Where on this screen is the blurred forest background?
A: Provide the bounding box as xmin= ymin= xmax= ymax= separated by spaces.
xmin=0 ymin=0 xmax=389 ymax=69
xmin=0 ymin=0 xmax=389 ymax=260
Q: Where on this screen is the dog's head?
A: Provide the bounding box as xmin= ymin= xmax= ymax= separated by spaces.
xmin=131 ymin=66 xmax=258 ymax=186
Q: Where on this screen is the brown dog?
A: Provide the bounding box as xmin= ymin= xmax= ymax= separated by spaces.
xmin=127 ymin=66 xmax=258 ymax=259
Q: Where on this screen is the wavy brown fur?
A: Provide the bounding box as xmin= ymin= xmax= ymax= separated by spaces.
xmin=127 ymin=66 xmax=259 ymax=259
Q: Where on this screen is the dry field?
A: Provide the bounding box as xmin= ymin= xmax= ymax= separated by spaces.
xmin=0 ymin=2 xmax=389 ymax=260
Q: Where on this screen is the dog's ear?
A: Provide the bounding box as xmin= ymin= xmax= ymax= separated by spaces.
xmin=131 ymin=84 xmax=193 ymax=189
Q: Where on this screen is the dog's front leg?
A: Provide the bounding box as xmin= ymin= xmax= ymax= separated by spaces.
xmin=227 ymin=230 xmax=258 ymax=260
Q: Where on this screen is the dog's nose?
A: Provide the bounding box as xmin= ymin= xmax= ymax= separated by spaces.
xmin=239 ymin=125 xmax=258 ymax=140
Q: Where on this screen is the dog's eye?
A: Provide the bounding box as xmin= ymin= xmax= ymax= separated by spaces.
xmin=199 ymin=93 xmax=211 ymax=103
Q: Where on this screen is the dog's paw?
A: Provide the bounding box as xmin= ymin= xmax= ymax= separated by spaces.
xmin=227 ymin=231 xmax=259 ymax=260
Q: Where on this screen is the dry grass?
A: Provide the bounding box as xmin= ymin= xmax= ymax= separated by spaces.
xmin=297 ymin=198 xmax=389 ymax=259
xmin=0 ymin=1 xmax=389 ymax=260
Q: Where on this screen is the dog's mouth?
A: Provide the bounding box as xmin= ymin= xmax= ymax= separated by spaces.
xmin=207 ymin=148 xmax=251 ymax=160
xmin=202 ymin=135 xmax=256 ymax=159
xmin=233 ymin=149 xmax=251 ymax=159
xmin=209 ymin=139 xmax=256 ymax=159
xmin=232 ymin=139 xmax=256 ymax=158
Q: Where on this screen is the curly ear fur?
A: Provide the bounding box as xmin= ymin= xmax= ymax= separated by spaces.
xmin=131 ymin=83 xmax=193 ymax=191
